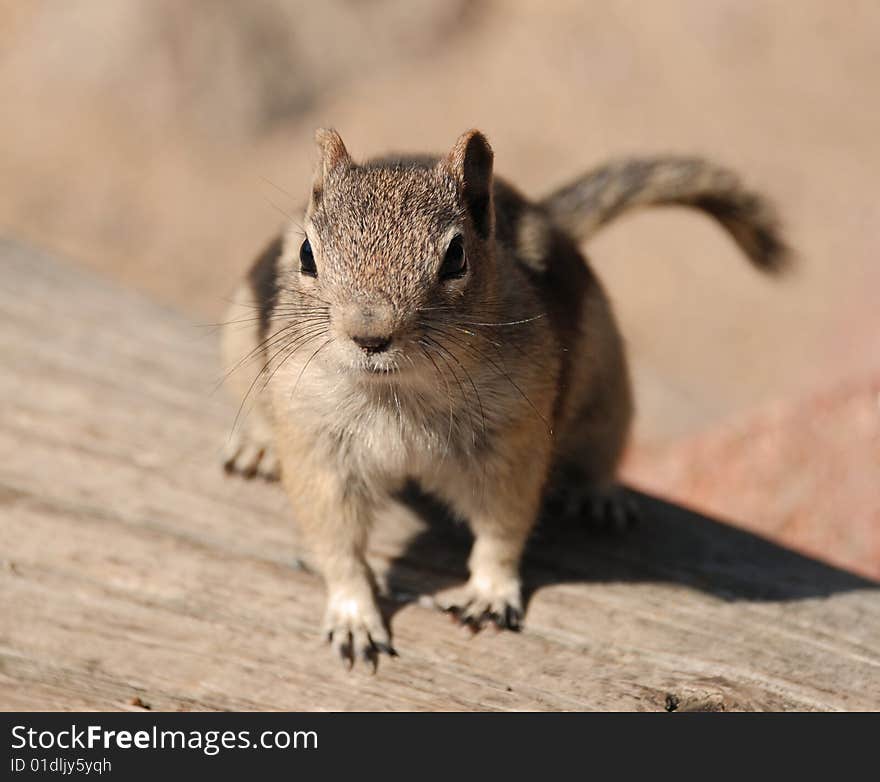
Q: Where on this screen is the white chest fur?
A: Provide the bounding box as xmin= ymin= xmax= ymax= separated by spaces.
xmin=269 ymin=361 xmax=480 ymax=487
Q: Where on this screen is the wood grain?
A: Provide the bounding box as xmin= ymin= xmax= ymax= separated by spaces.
xmin=1 ymin=238 xmax=878 ymax=711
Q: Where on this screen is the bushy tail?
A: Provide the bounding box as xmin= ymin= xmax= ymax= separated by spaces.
xmin=542 ymin=157 xmax=789 ymax=272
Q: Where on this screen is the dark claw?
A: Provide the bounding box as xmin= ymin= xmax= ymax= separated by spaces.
xmin=505 ymin=605 xmax=522 ymax=631
xmin=611 ymin=498 xmax=641 ymax=533
xmin=338 ymin=637 xmax=354 ymax=668
xmin=450 ymin=610 xmax=480 ymax=633
xmin=460 ymin=613 xmax=479 ymax=629
xmin=362 ymin=644 xmax=378 ymax=670
xmin=446 ymin=604 xmax=474 ymax=627
xmin=374 ymin=642 xmax=398 ymax=657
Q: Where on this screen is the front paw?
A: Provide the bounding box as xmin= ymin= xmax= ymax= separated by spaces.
xmin=323 ymin=590 xmax=396 ymax=669
xmin=434 ymin=574 xmax=523 ymax=632
xmin=222 ymin=430 xmax=280 ymax=481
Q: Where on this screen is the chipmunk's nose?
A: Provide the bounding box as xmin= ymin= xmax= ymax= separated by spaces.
xmin=352 ymin=334 xmax=392 ymax=354
xmin=340 ymin=301 xmax=395 ymax=355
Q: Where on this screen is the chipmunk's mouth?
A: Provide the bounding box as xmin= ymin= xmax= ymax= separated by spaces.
xmin=352 ymin=354 xmax=404 ymax=379
xmin=364 ymin=365 xmax=399 ymax=376
xmin=337 ymin=339 xmax=410 ymax=380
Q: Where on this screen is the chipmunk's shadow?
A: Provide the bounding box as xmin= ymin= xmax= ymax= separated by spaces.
xmin=381 ymin=482 xmax=876 ymax=623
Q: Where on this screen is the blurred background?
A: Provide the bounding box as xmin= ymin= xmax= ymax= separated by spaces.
xmin=1 ymin=1 xmax=877 ymax=575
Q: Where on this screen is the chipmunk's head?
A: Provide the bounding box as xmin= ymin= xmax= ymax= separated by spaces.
xmin=289 ymin=128 xmax=497 ymax=381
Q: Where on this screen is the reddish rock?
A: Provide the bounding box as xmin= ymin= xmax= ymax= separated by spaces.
xmin=624 ymin=370 xmax=880 ymax=580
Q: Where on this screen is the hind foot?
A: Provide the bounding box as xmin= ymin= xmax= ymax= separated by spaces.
xmin=544 ymin=484 xmax=640 ymax=533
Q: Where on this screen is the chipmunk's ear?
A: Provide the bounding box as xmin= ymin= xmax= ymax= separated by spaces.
xmin=444 ymin=129 xmax=494 ymax=238
xmin=311 ymin=128 xmax=351 ymax=204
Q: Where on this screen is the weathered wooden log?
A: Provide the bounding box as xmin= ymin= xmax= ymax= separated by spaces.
xmin=1 ymin=238 xmax=877 ymax=711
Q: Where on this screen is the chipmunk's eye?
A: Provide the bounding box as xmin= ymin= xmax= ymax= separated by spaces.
xmin=439 ymin=235 xmax=467 ymax=281
xmin=299 ymin=238 xmax=317 ymax=277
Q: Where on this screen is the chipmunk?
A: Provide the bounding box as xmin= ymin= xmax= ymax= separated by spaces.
xmin=221 ymin=129 xmax=787 ymax=666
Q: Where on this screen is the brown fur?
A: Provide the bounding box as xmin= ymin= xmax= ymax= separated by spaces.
xmin=221 ymin=129 xmax=787 ymax=665
xmin=544 ymin=156 xmax=789 ymax=271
